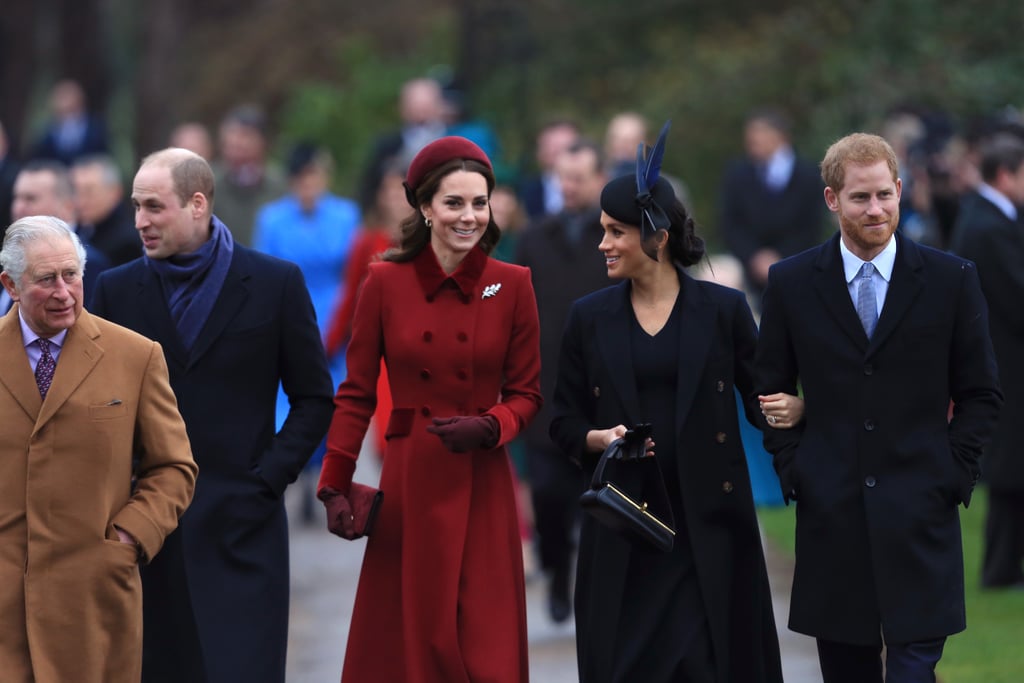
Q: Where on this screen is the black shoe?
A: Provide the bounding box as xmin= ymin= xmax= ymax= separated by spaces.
xmin=548 ymin=569 xmax=571 ymax=623
xmin=548 ymin=591 xmax=571 ymax=623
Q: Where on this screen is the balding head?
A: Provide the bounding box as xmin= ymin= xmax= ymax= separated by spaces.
xmin=140 ymin=147 xmax=215 ymax=213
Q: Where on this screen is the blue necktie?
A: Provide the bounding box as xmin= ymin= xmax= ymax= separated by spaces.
xmin=856 ymin=262 xmax=878 ymax=339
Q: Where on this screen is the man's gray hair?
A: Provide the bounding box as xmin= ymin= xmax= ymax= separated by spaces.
xmin=0 ymin=215 xmax=87 ymax=287
xmin=72 ymin=153 xmax=123 ymax=187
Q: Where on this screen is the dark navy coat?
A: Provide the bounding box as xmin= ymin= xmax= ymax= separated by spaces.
xmin=755 ymin=232 xmax=1002 ymax=644
xmin=91 ymin=242 xmax=334 ymax=682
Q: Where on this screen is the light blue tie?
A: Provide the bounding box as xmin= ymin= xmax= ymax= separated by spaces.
xmin=856 ymin=262 xmax=878 ymax=339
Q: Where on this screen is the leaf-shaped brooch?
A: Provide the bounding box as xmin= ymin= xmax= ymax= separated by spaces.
xmin=482 ymin=283 xmax=502 ymax=299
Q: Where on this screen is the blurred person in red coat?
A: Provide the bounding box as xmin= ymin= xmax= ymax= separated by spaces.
xmin=318 ymin=136 xmax=542 ymax=683
xmin=323 ymin=160 xmax=407 ymax=459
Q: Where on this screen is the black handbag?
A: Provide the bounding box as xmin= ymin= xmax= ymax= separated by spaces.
xmin=579 ymin=424 xmax=676 ymax=552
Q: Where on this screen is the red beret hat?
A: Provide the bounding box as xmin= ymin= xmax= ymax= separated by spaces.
xmin=404 ymin=136 xmax=492 ymax=207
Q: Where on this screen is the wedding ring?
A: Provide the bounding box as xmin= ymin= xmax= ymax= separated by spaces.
xmin=767 ymin=415 xmax=778 ymax=425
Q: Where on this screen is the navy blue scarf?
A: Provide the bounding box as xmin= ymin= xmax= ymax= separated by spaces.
xmin=146 ymin=216 xmax=234 ymax=350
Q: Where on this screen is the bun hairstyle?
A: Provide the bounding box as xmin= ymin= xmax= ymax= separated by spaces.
xmin=384 ymin=136 xmax=500 ymax=262
xmin=599 ymin=121 xmax=705 ymax=266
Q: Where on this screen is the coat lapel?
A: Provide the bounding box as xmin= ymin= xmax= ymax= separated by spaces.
xmin=595 ymin=281 xmax=640 ymax=426
xmin=813 ymin=233 xmax=869 ymax=349
xmin=673 ymin=271 xmax=716 ymax=435
xmin=135 ymin=265 xmax=189 ymax=368
xmin=868 ymin=233 xmax=924 ymax=354
xmin=0 ymin=308 xmax=42 ymax=420
xmin=185 ymin=250 xmax=249 ymax=370
xmin=34 ymin=311 xmax=103 ymax=433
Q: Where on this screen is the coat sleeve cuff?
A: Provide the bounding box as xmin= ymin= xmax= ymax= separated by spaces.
xmin=318 ymin=455 xmax=356 ymax=497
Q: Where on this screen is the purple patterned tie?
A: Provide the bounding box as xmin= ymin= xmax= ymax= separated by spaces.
xmin=35 ymin=339 xmax=56 ymax=398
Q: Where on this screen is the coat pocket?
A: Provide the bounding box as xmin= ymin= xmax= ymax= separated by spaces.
xmin=385 ymin=408 xmax=415 ymax=439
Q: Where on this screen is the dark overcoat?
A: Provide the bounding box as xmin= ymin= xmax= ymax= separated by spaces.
xmin=515 ymin=208 xmax=610 ymax=459
xmin=549 ymin=269 xmax=783 ymax=683
xmin=950 ymin=191 xmax=1024 ymax=492
xmin=755 ymin=232 xmax=1002 ymax=644
xmin=90 ymin=243 xmax=334 ymax=682
xmin=719 ymin=154 xmax=826 ymax=283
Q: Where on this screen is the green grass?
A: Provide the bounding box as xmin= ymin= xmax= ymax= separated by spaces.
xmin=757 ymin=489 xmax=1024 ymax=683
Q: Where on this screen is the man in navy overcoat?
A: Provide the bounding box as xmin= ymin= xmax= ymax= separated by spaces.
xmin=755 ymin=133 xmax=1002 ymax=683
xmin=91 ymin=148 xmax=334 ymax=683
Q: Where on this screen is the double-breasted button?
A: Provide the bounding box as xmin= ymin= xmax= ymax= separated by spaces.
xmin=865 ymin=475 xmax=877 ymax=488
xmin=863 ymin=419 xmax=875 ymax=431
xmin=456 ymin=369 xmax=468 ymax=380
xmin=715 ymin=432 xmax=727 ymax=444
xmin=457 ymin=332 xmax=468 ymax=342
xmin=422 ymin=331 xmax=433 ymax=342
xmin=420 ymin=369 xmax=431 ymax=380
xmin=863 ymin=363 xmax=873 ymax=376
xmin=722 ymin=481 xmax=734 ymax=494
xmin=593 ymin=386 xmax=601 ymax=398
xmin=421 ymin=406 xmax=431 ymax=417
xmin=716 ymin=380 xmax=725 ymax=393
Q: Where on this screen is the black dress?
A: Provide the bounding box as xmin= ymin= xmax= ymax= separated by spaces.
xmin=608 ymin=292 xmax=716 ymax=682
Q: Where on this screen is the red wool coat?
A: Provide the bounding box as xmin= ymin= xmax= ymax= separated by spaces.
xmin=320 ymin=245 xmax=542 ymax=683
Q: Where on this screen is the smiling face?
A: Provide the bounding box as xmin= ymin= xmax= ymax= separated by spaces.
xmin=1 ymin=235 xmax=83 ymax=337
xmin=422 ymin=170 xmax=490 ymax=266
xmin=825 ymin=160 xmax=902 ymax=261
xmin=598 ymin=211 xmax=654 ymax=279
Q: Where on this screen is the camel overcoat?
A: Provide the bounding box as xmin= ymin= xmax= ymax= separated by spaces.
xmin=0 ymin=307 xmax=196 ymax=683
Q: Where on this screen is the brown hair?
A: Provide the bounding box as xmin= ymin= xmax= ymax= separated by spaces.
xmin=384 ymin=159 xmax=500 ymax=262
xmin=820 ymin=133 xmax=898 ymax=191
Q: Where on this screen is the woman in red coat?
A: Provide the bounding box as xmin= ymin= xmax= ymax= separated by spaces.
xmin=318 ymin=137 xmax=542 ymax=683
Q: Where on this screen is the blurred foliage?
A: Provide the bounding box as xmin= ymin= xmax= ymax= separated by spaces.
xmin=262 ymin=0 xmax=1024 ymax=248
xmin=274 ymin=19 xmax=459 ymax=201
xmin=15 ymin=0 xmax=1024 ymax=248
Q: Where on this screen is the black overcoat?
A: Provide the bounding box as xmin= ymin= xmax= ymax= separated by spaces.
xmin=950 ymin=191 xmax=1024 ymax=492
xmin=549 ymin=268 xmax=783 ymax=683
xmin=90 ymin=244 xmax=334 ymax=682
xmin=755 ymin=232 xmax=1002 ymax=645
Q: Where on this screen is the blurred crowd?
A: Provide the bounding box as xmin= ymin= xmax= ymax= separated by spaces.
xmin=3 ymin=74 xmax=1023 ymax=630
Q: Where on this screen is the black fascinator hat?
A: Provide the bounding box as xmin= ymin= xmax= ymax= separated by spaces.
xmin=600 ymin=120 xmax=675 ymax=260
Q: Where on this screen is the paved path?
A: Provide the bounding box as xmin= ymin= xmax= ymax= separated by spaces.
xmin=284 ymin=465 xmax=821 ymax=682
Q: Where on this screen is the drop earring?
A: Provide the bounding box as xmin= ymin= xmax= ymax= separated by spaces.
xmin=425 ymin=217 xmax=433 ymax=228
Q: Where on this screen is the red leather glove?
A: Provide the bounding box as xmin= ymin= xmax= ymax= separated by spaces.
xmin=426 ymin=415 xmax=499 ymax=453
xmin=318 ymin=486 xmax=356 ymax=539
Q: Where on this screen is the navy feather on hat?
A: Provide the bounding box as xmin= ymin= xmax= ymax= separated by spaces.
xmin=599 ymin=121 xmax=675 ymax=260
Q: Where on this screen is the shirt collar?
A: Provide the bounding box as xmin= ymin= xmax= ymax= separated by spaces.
xmin=840 ymin=233 xmax=897 ymax=284
xmin=413 ymin=243 xmax=488 ymax=300
xmin=976 ymin=182 xmax=1018 ymax=221
xmin=18 ymin=310 xmax=69 ymax=349
xmin=765 ymin=145 xmax=796 ymax=188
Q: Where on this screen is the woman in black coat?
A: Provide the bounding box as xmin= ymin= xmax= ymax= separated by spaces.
xmin=549 ymin=126 xmax=801 ymax=683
